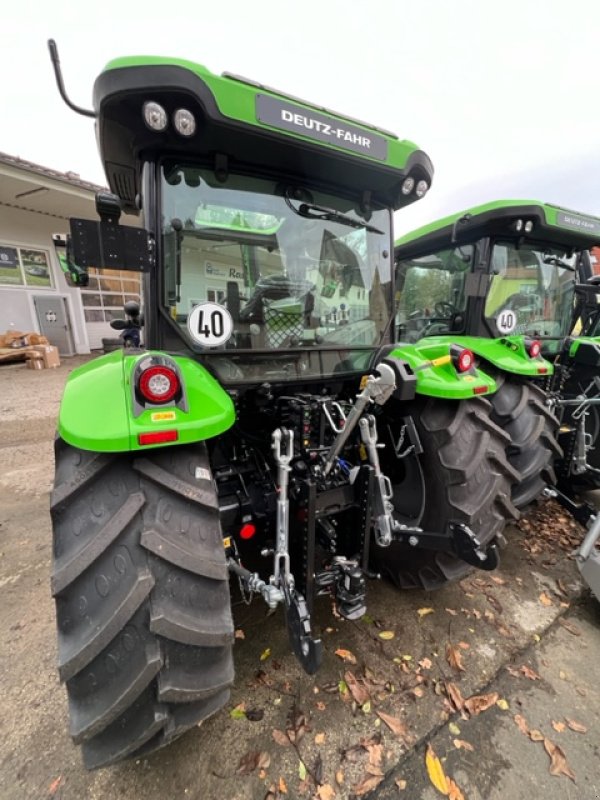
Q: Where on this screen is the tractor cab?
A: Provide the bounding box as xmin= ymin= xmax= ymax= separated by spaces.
xmin=394 ymin=201 xmax=600 ymax=355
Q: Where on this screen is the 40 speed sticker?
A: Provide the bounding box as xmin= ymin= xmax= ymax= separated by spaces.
xmin=495 ymin=309 xmax=517 ymax=334
xmin=187 ymin=302 xmax=233 ymax=347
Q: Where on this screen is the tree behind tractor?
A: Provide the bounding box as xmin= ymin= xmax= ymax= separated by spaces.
xmin=393 ymin=200 xmax=600 ymax=506
xmin=48 ymin=42 xmax=516 ymax=769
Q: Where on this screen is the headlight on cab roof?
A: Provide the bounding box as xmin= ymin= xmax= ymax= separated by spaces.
xmin=173 ymin=108 xmax=196 ymax=137
xmin=143 ymin=101 xmax=168 ymax=131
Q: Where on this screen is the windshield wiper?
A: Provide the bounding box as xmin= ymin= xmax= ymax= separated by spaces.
xmin=543 ymin=255 xmax=575 ymax=271
xmin=286 ymin=196 xmax=383 ymax=234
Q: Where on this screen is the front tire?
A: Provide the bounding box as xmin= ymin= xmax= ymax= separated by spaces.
xmin=51 ymin=439 xmax=234 ymax=769
xmin=372 ymin=397 xmax=519 ymax=591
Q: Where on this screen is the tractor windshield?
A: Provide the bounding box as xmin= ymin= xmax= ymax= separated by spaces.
xmin=395 ymin=245 xmax=472 ymax=342
xmin=485 ymin=241 xmax=575 ymax=338
xmin=160 ymin=164 xmax=392 ymax=380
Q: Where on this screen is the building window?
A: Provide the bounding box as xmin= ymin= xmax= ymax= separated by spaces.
xmin=0 ymin=244 xmax=53 ymax=289
xmin=80 ymin=268 xmax=141 ymax=322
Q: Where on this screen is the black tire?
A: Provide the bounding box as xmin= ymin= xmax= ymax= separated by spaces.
xmin=488 ymin=373 xmax=562 ymax=509
xmin=372 ymin=397 xmax=519 ymax=591
xmin=51 ymin=439 xmax=234 ymax=770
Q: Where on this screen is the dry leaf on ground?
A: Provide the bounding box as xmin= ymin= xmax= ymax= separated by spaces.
xmin=447 ymin=777 xmax=466 ymax=800
xmin=529 ymin=729 xmax=544 ymax=742
xmin=234 ymin=628 xmax=245 ymax=639
xmin=520 ymin=665 xmax=541 ymax=681
xmin=566 ymin=719 xmax=587 ymax=733
xmin=352 ymin=773 xmax=385 ymax=796
xmin=335 ymin=648 xmax=357 ymax=664
xmin=514 ymin=714 xmax=530 ymax=736
xmin=344 ymin=671 xmax=370 ymax=706
xmin=552 ymin=721 xmax=566 ymax=733
xmin=418 ymin=607 xmax=435 ymax=618
xmin=379 ymin=630 xmax=395 ymax=640
xmin=543 ymin=738 xmax=576 ymax=781
xmin=539 ymin=592 xmax=552 ymax=607
xmin=446 ymin=643 xmax=466 ymax=673
xmin=376 ymin=710 xmax=408 ymax=738
xmin=445 ymin=682 xmax=465 ymax=712
xmin=278 ymin=776 xmax=288 ymax=794
xmin=425 ymin=744 xmax=449 ymax=795
xmin=464 ymin=692 xmax=498 ymax=716
xmin=419 ymin=657 xmax=433 ymax=670
xmin=453 ymin=738 xmax=474 ymax=752
xmin=315 ymin=732 xmax=326 ymax=745
xmin=48 ymin=777 xmax=63 ymax=796
xmin=335 ymin=769 xmax=344 ymax=785
xmin=558 ymin=618 xmax=582 ymax=636
xmin=316 ymin=784 xmax=336 ymax=800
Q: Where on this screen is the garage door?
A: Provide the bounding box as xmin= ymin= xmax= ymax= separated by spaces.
xmin=81 ymin=268 xmax=142 ymax=350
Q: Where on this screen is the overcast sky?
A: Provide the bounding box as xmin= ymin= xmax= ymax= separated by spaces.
xmin=2 ymin=0 xmax=598 ymax=234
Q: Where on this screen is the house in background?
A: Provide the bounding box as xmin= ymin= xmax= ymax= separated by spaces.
xmin=0 ymin=152 xmax=141 ymax=354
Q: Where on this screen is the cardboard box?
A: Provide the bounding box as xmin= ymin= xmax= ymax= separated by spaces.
xmin=33 ymin=345 xmax=61 ymax=368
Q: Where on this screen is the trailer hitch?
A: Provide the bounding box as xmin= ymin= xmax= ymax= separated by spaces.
xmin=392 ymin=522 xmax=499 ymax=570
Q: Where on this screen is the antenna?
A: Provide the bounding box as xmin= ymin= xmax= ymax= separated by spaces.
xmin=47 ymin=39 xmax=96 ymax=118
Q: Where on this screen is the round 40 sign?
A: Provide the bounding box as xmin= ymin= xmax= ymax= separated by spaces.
xmin=187 ymin=302 xmax=233 ymax=347
xmin=496 ymin=310 xmax=517 ymax=334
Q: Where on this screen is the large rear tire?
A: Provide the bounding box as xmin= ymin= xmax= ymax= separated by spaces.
xmin=51 ymin=439 xmax=234 ymax=769
xmin=371 ymin=397 xmax=519 ymax=591
xmin=488 ymin=373 xmax=562 ymax=509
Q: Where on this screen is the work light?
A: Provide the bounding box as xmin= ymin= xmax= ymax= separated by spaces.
xmin=143 ymin=102 xmax=168 ymax=131
xmin=524 ymin=221 xmax=534 ymax=233
xmin=173 ymin=108 xmax=196 ymax=137
xmin=415 ymin=180 xmax=429 ymax=198
xmin=401 ymin=177 xmax=415 ymax=195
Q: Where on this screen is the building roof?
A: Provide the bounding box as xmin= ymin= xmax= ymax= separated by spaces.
xmin=0 ymin=151 xmax=105 ymax=195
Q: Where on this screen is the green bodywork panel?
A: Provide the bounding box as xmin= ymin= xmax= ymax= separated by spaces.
xmin=58 ymin=350 xmax=235 ymax=452
xmin=102 ymin=55 xmax=417 ymax=171
xmin=396 ymin=199 xmax=600 ymax=250
xmin=569 ymin=336 xmax=600 ymax=358
xmin=389 ymin=341 xmax=497 ymax=399
xmin=412 ymin=335 xmax=554 ymax=377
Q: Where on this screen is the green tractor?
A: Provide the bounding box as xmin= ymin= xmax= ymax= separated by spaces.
xmin=394 ymin=199 xmax=600 ymax=504
xmin=48 ymin=42 xmax=519 ymax=769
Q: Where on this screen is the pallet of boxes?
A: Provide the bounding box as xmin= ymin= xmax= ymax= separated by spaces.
xmin=0 ymin=331 xmax=61 ymax=370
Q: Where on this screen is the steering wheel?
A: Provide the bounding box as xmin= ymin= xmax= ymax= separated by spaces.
xmin=434 ymin=301 xmax=457 ymax=317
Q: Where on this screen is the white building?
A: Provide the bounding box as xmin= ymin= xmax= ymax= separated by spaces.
xmin=0 ymin=152 xmax=141 ymax=353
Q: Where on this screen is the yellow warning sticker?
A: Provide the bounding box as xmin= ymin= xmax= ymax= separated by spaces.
xmin=151 ymin=411 xmax=176 ymax=422
xmin=223 ymin=537 xmax=231 ymax=549
xmin=461 ymin=375 xmax=476 ymax=382
xmin=359 ymin=375 xmax=369 ymax=389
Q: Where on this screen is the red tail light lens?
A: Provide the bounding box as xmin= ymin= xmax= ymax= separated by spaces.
xmin=240 ymin=523 xmax=257 ymax=540
xmin=139 ymin=366 xmax=180 ymax=404
xmin=138 ymin=430 xmax=178 ymax=446
xmin=528 ymin=339 xmax=541 ymax=358
xmin=456 ymin=349 xmax=474 ymax=373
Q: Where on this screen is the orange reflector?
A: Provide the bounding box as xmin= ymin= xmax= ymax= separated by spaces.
xmin=240 ymin=523 xmax=257 ymax=540
xmin=473 ymin=385 xmax=488 ymax=395
xmin=537 ymin=367 xmax=549 ymax=374
xmin=138 ymin=430 xmax=178 ymax=445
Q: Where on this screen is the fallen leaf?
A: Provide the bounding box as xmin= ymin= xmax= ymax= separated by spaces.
xmin=529 ymin=729 xmax=544 ymax=742
xmin=412 ymin=686 xmax=425 ymax=699
xmin=490 ymin=575 xmax=506 ymax=585
xmin=376 ymin=710 xmax=408 ymax=739
xmin=539 ymin=592 xmax=553 ymax=607
xmin=48 ymin=776 xmax=63 ymax=796
xmin=447 ymin=777 xmax=466 ymax=800
xmin=272 ymin=729 xmax=290 ymax=746
xmin=520 ymin=665 xmax=541 ymax=681
xmin=335 ymin=769 xmax=344 ymax=785
xmin=257 ymin=752 xmax=270 ymax=770
xmin=316 ymin=784 xmax=336 ymax=800
xmin=566 ymin=719 xmax=587 ymax=733
xmin=419 ymin=657 xmax=432 ymax=670
xmin=559 ymin=670 xmax=568 ymax=681
xmin=496 ymin=698 xmax=509 ymax=711
xmin=425 ymin=744 xmax=449 ymax=795
xmin=457 ymin=641 xmax=470 ymax=650
xmin=379 ymin=630 xmax=395 ymax=640
xmin=453 ymin=738 xmax=474 ymax=752
xmin=367 ymin=743 xmax=383 ymax=768
xmin=395 ymin=778 xmax=407 ymax=790
xmin=352 ymin=773 xmax=384 ymax=796
xmin=445 ymin=682 xmax=465 ymax=712
xmin=552 ymin=721 xmax=566 ymax=733
xmin=298 ymin=760 xmax=307 ymax=781
xmin=514 ymin=714 xmax=530 ymax=736
xmin=235 ymin=628 xmax=245 ymax=639
xmin=335 ymin=648 xmax=357 ymax=664
xmin=449 ymin=722 xmax=461 ymax=736
xmin=558 ymin=618 xmax=582 ymax=636
xmin=446 ymin=643 xmax=466 ymax=673
xmin=362 ymin=700 xmax=372 ymax=713
xmin=316 ymin=701 xmax=326 ymax=711
xmin=260 ymin=647 xmax=271 ymax=661
xmin=445 ymin=608 xmax=458 ymax=616
xmin=315 ymin=732 xmax=326 ymax=744
xmin=237 ymin=751 xmax=260 ymax=775
xmin=344 ymin=671 xmax=370 ymax=706
xmin=464 ymin=692 xmax=498 ymax=716
xmin=543 ymin=738 xmax=576 ymax=781
xmin=418 ymin=607 xmax=435 ymax=618
xmin=278 ymin=776 xmax=288 ymax=794
xmin=230 ymin=703 xmax=247 ymax=719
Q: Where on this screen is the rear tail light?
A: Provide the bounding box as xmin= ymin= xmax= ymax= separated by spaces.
xmin=138 ymin=365 xmax=180 ymax=404
xmin=239 ymin=523 xmax=257 ymax=540
xmin=452 ymin=347 xmax=475 ymax=373
xmin=526 ymin=338 xmax=541 ymax=358
xmin=138 ymin=430 xmax=178 ymax=446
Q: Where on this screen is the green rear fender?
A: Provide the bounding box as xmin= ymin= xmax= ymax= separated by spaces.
xmin=58 ymin=350 xmax=235 ymax=452
xmin=387 ymin=341 xmax=497 ymax=400
xmin=414 ymin=335 xmax=554 ymax=377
